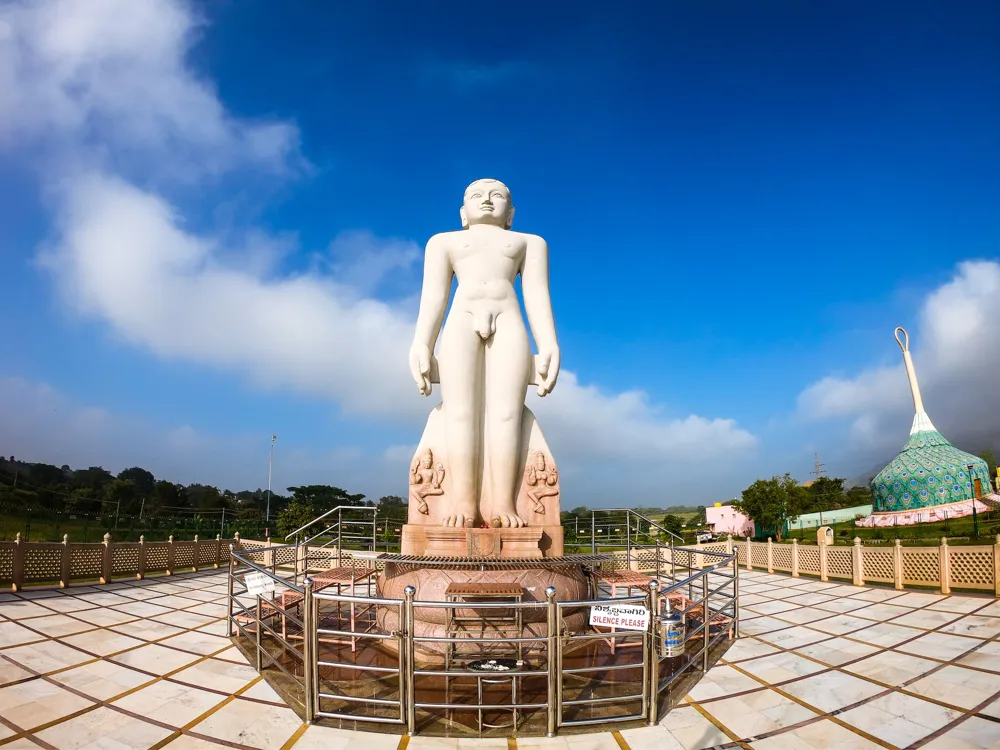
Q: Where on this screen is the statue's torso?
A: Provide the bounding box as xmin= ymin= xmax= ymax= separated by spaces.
xmin=443 ymin=229 xmax=528 ymax=302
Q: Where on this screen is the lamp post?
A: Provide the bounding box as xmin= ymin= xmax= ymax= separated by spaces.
xmin=968 ymin=463 xmax=979 ymax=538
xmin=266 ymin=435 xmax=278 ymax=523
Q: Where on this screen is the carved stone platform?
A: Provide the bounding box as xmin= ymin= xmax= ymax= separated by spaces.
xmin=402 ymin=525 xmax=564 ymax=559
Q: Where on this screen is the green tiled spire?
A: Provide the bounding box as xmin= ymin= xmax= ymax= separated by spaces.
xmin=869 ymin=327 xmax=992 ymax=513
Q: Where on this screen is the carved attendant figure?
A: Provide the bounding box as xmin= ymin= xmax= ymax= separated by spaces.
xmin=409 ymin=450 xmax=445 ymax=515
xmin=408 ymin=179 xmax=560 ymax=529
xmin=524 ymin=452 xmax=559 ymax=514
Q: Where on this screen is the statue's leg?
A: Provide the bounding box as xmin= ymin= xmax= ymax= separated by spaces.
xmin=438 ymin=318 xmax=483 ymax=528
xmin=484 ymin=313 xmax=530 ymax=527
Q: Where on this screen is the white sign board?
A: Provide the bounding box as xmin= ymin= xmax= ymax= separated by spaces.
xmin=245 ymin=572 xmax=276 ymax=597
xmin=589 ymin=603 xmax=650 ymax=631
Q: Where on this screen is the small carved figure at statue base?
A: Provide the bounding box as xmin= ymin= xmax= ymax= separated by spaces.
xmin=409 ymin=450 xmax=445 ymax=516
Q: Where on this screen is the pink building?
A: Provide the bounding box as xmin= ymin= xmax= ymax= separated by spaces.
xmin=705 ymin=505 xmax=754 ymax=537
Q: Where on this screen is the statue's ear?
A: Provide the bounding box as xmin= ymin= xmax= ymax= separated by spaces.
xmin=505 ymin=206 xmax=515 ymax=229
xmin=459 ymin=206 xmax=469 ymax=229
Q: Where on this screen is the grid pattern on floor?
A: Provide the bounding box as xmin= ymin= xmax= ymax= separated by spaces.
xmin=0 ymin=570 xmax=999 ymax=749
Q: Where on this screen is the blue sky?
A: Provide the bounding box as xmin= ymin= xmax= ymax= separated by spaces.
xmin=0 ymin=0 xmax=998 ymax=505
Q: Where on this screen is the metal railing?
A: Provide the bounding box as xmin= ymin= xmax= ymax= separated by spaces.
xmin=284 ymin=505 xmax=377 ymax=584
xmin=228 ymin=525 xmax=739 ymax=737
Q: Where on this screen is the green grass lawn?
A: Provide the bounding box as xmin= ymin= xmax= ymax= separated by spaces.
xmin=784 ymin=509 xmax=999 ymax=546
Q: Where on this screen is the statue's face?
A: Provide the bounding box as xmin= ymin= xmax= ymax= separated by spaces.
xmin=421 ymin=455 xmax=432 ymax=469
xmin=461 ymin=180 xmax=513 ymax=228
xmin=535 ymin=453 xmax=546 ymax=469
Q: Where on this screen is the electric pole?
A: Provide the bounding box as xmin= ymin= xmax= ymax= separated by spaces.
xmin=266 ymin=435 xmax=278 ymax=522
xmin=813 ymin=453 xmax=825 ymax=481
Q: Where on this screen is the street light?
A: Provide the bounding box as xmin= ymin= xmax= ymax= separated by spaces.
xmin=967 ymin=463 xmax=979 ymax=538
xmin=266 ymin=435 xmax=278 ymax=522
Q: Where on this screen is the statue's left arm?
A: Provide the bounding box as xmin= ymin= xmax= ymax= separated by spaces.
xmin=522 ymin=235 xmax=560 ymax=396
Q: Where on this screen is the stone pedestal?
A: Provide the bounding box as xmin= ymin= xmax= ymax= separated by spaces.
xmin=402 ymin=524 xmax=564 ymax=558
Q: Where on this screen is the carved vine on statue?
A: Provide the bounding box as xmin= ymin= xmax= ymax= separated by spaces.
xmin=409 ymin=449 xmax=445 ymax=515
xmin=524 ymin=452 xmax=559 ymax=514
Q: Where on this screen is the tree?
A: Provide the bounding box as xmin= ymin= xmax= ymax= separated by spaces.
xmin=980 ymin=449 xmax=997 ymax=480
xmin=662 ymin=514 xmax=684 ymax=536
xmin=277 ymin=499 xmax=320 ymax=539
xmin=376 ymin=495 xmax=407 ymax=516
xmin=102 ymin=478 xmax=138 ymax=515
xmin=288 ymin=485 xmax=366 ymax=508
xmin=118 ymin=467 xmax=155 ymax=496
xmin=732 ymin=474 xmax=798 ymax=541
xmin=691 ymin=506 xmax=707 ymax=527
xmin=802 ymin=477 xmax=847 ymax=513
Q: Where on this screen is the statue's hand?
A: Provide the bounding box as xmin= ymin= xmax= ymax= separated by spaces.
xmin=409 ymin=343 xmax=433 ymax=396
xmin=536 ymin=346 xmax=561 ymax=397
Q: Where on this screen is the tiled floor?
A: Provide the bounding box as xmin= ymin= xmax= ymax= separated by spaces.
xmin=1 ymin=569 xmax=999 ymax=749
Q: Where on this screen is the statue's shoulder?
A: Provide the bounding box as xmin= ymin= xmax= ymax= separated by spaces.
xmin=517 ymin=231 xmax=548 ymax=250
xmin=427 ymin=230 xmax=462 ymax=246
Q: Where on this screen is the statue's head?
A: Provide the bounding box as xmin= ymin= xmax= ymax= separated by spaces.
xmin=460 ymin=178 xmax=514 ymax=229
xmin=420 ymin=450 xmax=433 ymax=469
xmin=535 ymin=452 xmax=546 ymax=469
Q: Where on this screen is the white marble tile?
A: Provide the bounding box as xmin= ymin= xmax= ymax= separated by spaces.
xmin=779 ymin=670 xmax=885 ymax=713
xmin=838 ymin=692 xmax=961 ymax=746
xmin=35 ymin=705 xmax=173 ymax=749
xmin=896 ymin=632 xmax=981 ymax=661
xmin=906 ymin=664 xmax=1000 ymax=709
xmin=749 ymin=719 xmax=883 ymax=749
xmin=698 ymin=688 xmax=819 ymax=740
xmin=937 ymin=614 xmax=1000 ymax=639
xmin=733 ymin=651 xmax=826 ymax=684
xmin=111 ymin=677 xmax=226 ymax=727
xmin=922 ymin=716 xmax=1000 ymax=749
xmin=841 ymin=649 xmax=940 ymax=685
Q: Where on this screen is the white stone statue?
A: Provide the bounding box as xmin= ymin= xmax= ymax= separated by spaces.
xmin=408 ymin=179 xmax=560 ymax=529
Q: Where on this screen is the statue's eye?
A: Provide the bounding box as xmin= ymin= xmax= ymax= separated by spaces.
xmin=470 ymin=192 xmax=482 ymax=199
xmin=491 ymin=192 xmax=504 ymax=199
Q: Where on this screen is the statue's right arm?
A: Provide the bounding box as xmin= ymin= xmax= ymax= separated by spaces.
xmin=413 ymin=234 xmax=453 ymax=348
xmin=409 ymin=234 xmax=453 ymax=395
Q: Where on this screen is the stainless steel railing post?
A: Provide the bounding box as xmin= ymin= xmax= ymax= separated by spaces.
xmin=733 ymin=548 xmax=740 ymax=637
xmin=303 ymin=577 xmax=315 ymax=723
xmin=226 ymin=545 xmax=235 ymax=637
xmin=701 ymin=571 xmax=710 ymax=673
xmin=404 ymin=586 xmax=416 ymax=735
xmin=546 ymin=586 xmax=559 ymax=737
xmin=255 ymin=594 xmax=263 ymax=671
xmin=647 ymin=579 xmax=660 ymax=726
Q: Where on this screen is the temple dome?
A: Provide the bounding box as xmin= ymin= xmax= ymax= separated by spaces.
xmin=870 ymin=429 xmax=991 ymax=513
xmin=867 ymin=326 xmax=992 ymax=518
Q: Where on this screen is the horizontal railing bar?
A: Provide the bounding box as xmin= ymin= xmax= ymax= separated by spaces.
xmin=315 ymin=710 xmax=404 ymax=724
xmin=408 ymin=600 xmax=550 ymax=610
xmin=317 ymin=660 xmax=399 ymax=673
xmin=313 ymin=593 xmax=400 ymax=605
xmin=316 ymin=627 xmax=396 ymax=641
xmin=413 ymin=634 xmax=548 ymax=645
xmin=560 ymin=713 xmax=645 ymax=727
xmin=562 ymin=693 xmax=644 ymax=707
xmin=414 ymin=701 xmax=548 ymax=711
xmin=561 ymin=661 xmax=643 ymax=675
xmin=318 ymin=692 xmax=399 ymax=706
xmin=562 ymin=631 xmax=645 ymax=643
xmin=556 ymin=595 xmax=648 ymax=608
xmin=413 ymin=668 xmax=548 ymax=678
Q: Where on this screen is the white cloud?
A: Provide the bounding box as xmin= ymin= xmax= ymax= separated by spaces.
xmin=797 ymin=260 xmax=1000 ymax=453
xmin=1 ymin=0 xmax=757 ymax=503
xmin=0 ymin=0 xmax=301 ymax=178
